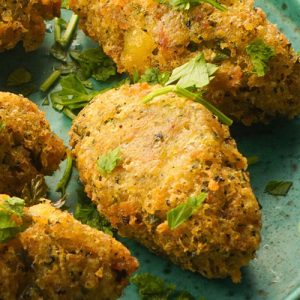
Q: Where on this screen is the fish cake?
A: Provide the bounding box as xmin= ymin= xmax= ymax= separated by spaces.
xmin=0 ymin=195 xmax=139 ymax=300
xmin=70 ymin=83 xmax=262 ymax=283
xmin=0 ymin=92 xmax=65 ymax=196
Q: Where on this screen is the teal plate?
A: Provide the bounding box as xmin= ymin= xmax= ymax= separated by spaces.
xmin=0 ymin=1 xmax=300 ymax=299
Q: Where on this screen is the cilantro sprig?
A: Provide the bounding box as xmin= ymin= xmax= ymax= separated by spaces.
xmin=167 ymin=193 xmax=207 ymax=229
xmin=143 ymin=53 xmax=233 ymax=126
xmin=264 ymin=181 xmax=293 ymax=196
xmin=0 ymin=197 xmax=25 ymax=243
xmin=246 ymin=40 xmax=276 ymax=77
xmin=97 ymin=148 xmax=122 ymax=175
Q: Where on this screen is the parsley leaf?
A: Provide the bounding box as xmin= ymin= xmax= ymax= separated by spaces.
xmin=97 ymin=148 xmax=122 ymax=175
xmin=74 ymin=197 xmax=113 ymax=235
xmin=21 ymin=175 xmax=48 ymax=205
xmin=0 ymin=196 xmax=25 ymax=243
xmin=246 ymin=40 xmax=276 ymax=77
xmin=166 ymin=53 xmax=218 ymax=88
xmin=70 ymin=48 xmax=117 ymax=81
xmin=157 ymin=0 xmax=226 ymax=11
xmin=130 ymin=273 xmax=175 ymax=300
xmin=139 ymin=68 xmax=171 ymax=85
xmin=264 ymin=181 xmax=293 ymax=196
xmin=167 ymin=193 xmax=207 ymax=229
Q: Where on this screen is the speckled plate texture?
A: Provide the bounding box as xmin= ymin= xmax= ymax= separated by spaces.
xmin=0 ymin=1 xmax=300 ymax=299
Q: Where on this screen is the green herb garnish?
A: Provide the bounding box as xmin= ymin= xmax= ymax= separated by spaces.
xmin=0 ymin=121 xmax=6 ymax=132
xmin=97 ymin=148 xmax=122 ymax=175
xmin=59 ymin=13 xmax=79 ymax=48
xmin=21 ymin=175 xmax=48 ymax=205
xmin=166 ymin=53 xmax=218 ymax=88
xmin=0 ymin=197 xmax=25 ymax=243
xmin=61 ymin=0 xmax=70 ymax=9
xmin=6 ymin=67 xmax=32 ymax=87
xmin=246 ymin=40 xmax=276 ymax=77
xmin=130 ymin=273 xmax=175 ymax=300
xmin=40 ymin=70 xmax=62 ymax=92
xmin=56 ymin=152 xmax=73 ymax=195
xmin=157 ymin=0 xmax=226 ymax=11
xmin=167 ymin=193 xmax=207 ymax=229
xmin=139 ymin=68 xmax=171 ymax=85
xmin=74 ymin=197 xmax=113 ymax=235
xmin=264 ymin=181 xmax=293 ymax=196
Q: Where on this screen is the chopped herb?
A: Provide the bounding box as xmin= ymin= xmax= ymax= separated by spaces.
xmin=0 ymin=197 xmax=25 ymax=243
xmin=247 ymin=155 xmax=259 ymax=166
xmin=53 ymin=18 xmax=66 ymax=43
xmin=0 ymin=121 xmax=6 ymax=132
xmin=133 ymin=70 xmax=140 ymax=84
xmin=130 ymin=273 xmax=175 ymax=300
xmin=50 ymin=44 xmax=68 ymax=62
xmin=56 ymin=152 xmax=73 ymax=195
xmin=166 ymin=53 xmax=218 ymax=88
xmin=246 ymin=40 xmax=276 ymax=77
xmin=97 ymin=147 xmax=122 ymax=175
xmin=74 ymin=197 xmax=113 ymax=235
xmin=40 ymin=70 xmax=62 ymax=92
xmin=70 ymin=48 xmax=117 ymax=81
xmin=139 ymin=68 xmax=171 ymax=85
xmin=59 ymin=13 xmax=79 ymax=48
xmin=6 ymin=67 xmax=32 ymax=87
xmin=21 ymin=175 xmax=48 ymax=205
xmin=264 ymin=181 xmax=293 ymax=196
xmin=157 ymin=0 xmax=226 ymax=11
xmin=167 ymin=193 xmax=207 ymax=229
xmin=61 ymin=0 xmax=70 ymax=9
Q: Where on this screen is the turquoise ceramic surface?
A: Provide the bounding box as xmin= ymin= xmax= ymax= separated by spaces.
xmin=0 ymin=1 xmax=300 ymax=299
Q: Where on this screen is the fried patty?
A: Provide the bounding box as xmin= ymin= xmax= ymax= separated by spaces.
xmin=0 ymin=92 xmax=65 ymax=197
xmin=0 ymin=0 xmax=61 ymax=52
xmin=69 ymin=0 xmax=300 ymax=125
xmin=0 ymin=195 xmax=139 ymax=300
xmin=70 ymin=83 xmax=261 ymax=283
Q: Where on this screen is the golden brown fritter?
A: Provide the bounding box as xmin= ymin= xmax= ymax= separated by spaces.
xmin=70 ymin=83 xmax=261 ymax=283
xmin=0 ymin=0 xmax=61 ymax=52
xmin=0 ymin=92 xmax=66 ymax=197
xmin=0 ymin=195 xmax=139 ymax=300
xmin=69 ymin=0 xmax=300 ymax=125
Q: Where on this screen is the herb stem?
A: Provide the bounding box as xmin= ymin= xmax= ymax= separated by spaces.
xmin=54 ymin=17 xmax=62 ymax=42
xmin=143 ymin=86 xmax=176 ymax=103
xmin=63 ymin=108 xmax=77 ymax=120
xmin=40 ymin=70 xmax=61 ymax=92
xmin=56 ymin=152 xmax=73 ymax=194
xmin=202 ymin=0 xmax=226 ymax=12
xmin=59 ymin=14 xmax=79 ymax=48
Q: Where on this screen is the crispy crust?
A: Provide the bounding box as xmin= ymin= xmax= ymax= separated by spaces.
xmin=0 ymin=92 xmax=66 ymax=196
xmin=0 ymin=0 xmax=61 ymax=52
xmin=70 ymin=83 xmax=262 ymax=283
xmin=0 ymin=195 xmax=138 ymax=300
xmin=69 ymin=0 xmax=300 ymax=125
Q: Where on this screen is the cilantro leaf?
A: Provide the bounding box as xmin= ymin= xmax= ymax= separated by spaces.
xmin=0 ymin=196 xmax=25 ymax=243
xmin=139 ymin=68 xmax=171 ymax=85
xmin=74 ymin=197 xmax=113 ymax=235
xmin=157 ymin=0 xmax=226 ymax=11
xmin=167 ymin=193 xmax=207 ymax=229
xmin=6 ymin=67 xmax=32 ymax=87
xmin=246 ymin=40 xmax=276 ymax=77
xmin=166 ymin=53 xmax=218 ymax=88
xmin=21 ymin=175 xmax=48 ymax=205
xmin=97 ymin=147 xmax=122 ymax=175
xmin=264 ymin=181 xmax=293 ymax=196
xmin=130 ymin=273 xmax=175 ymax=300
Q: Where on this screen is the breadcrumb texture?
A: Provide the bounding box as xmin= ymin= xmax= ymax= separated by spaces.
xmin=69 ymin=0 xmax=300 ymax=125
xmin=0 ymin=195 xmax=138 ymax=300
xmin=0 ymin=0 xmax=61 ymax=52
xmin=70 ymin=83 xmax=262 ymax=283
xmin=0 ymin=92 xmax=66 ymax=196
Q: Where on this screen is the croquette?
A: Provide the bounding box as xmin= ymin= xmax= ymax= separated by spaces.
xmin=0 ymin=0 xmax=61 ymax=52
xmin=0 ymin=92 xmax=65 ymax=197
xmin=70 ymin=83 xmax=262 ymax=283
xmin=0 ymin=194 xmax=139 ymax=300
xmin=69 ymin=0 xmax=300 ymax=125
